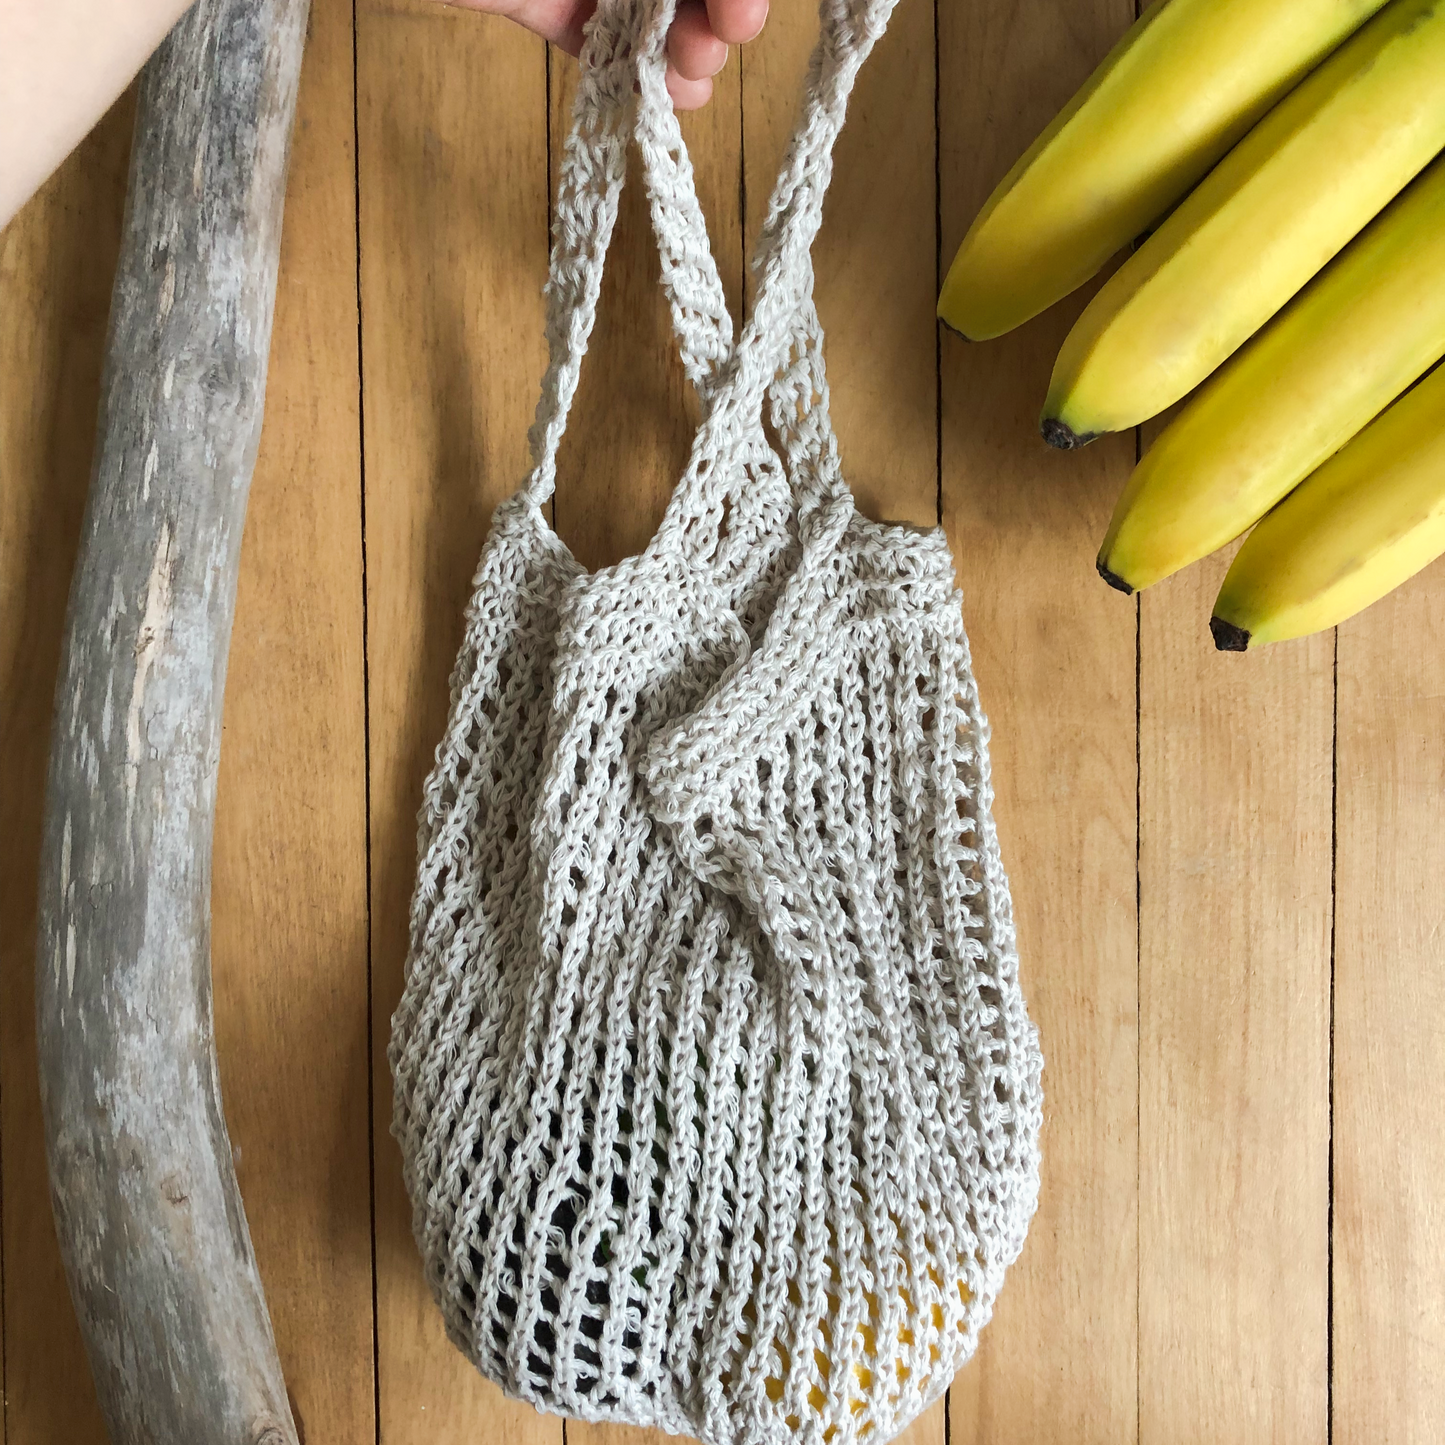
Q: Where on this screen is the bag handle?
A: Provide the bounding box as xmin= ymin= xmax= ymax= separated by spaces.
xmin=523 ymin=0 xmax=899 ymax=516
xmin=633 ymin=27 xmax=740 ymax=401
xmin=646 ymin=0 xmax=898 ymax=569
xmin=522 ymin=0 xmax=727 ymax=506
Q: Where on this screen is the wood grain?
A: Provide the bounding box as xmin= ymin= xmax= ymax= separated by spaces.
xmin=0 ymin=86 xmax=134 ymax=1445
xmin=1139 ymin=545 xmax=1332 ymax=1444
xmin=1135 ymin=0 xmax=1332 ymax=1401
xmin=939 ymin=4 xmax=1141 ymax=1443
xmin=211 ymin=0 xmax=374 ymax=1439
xmin=354 ymin=4 xmax=559 ymax=1441
xmin=1334 ymin=571 xmax=1445 ymax=1444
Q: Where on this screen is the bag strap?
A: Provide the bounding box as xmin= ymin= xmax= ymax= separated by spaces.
xmin=523 ymin=0 xmax=899 ymax=522
xmin=523 ymin=0 xmax=729 ymax=506
xmin=633 ymin=31 xmax=740 ymax=401
xmin=649 ymin=0 xmax=898 ymax=569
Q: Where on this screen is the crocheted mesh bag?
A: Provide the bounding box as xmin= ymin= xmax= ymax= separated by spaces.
xmin=389 ymin=1 xmax=1044 ymax=1442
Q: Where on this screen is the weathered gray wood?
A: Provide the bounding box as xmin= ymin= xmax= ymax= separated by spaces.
xmin=34 ymin=1 xmax=309 ymax=1440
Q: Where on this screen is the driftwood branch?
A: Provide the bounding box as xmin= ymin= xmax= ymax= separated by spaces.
xmin=35 ymin=0 xmax=310 ymax=1440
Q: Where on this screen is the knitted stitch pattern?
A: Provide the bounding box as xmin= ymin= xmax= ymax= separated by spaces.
xmin=389 ymin=2 xmax=1044 ymax=1443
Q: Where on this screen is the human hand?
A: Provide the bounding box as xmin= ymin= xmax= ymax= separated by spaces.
xmin=448 ymin=0 xmax=768 ymax=109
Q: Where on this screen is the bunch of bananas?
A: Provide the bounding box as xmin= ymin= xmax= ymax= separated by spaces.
xmin=939 ymin=0 xmax=1445 ymax=649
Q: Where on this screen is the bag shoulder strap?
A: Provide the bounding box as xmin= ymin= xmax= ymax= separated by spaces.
xmin=522 ymin=0 xmax=901 ymax=543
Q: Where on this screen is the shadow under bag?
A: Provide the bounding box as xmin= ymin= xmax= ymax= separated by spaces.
xmin=389 ymin=1 xmax=1044 ymax=1441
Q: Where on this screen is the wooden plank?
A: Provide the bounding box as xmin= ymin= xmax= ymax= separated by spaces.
xmin=0 ymin=92 xmax=135 ymax=1445
xmin=209 ymin=0 xmax=374 ymax=1438
xmin=1138 ymin=543 xmax=1332 ymax=1444
xmin=1136 ymin=0 xmax=1330 ymax=1400
xmin=550 ymin=37 xmax=743 ymax=1445
xmin=354 ymin=5 xmax=560 ymax=1440
xmin=742 ymin=7 xmax=940 ymax=1445
xmin=1334 ymin=574 xmax=1445 ymax=1442
xmin=938 ymin=4 xmax=1140 ymax=1443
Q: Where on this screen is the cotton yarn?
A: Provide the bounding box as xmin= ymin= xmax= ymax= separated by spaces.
xmin=389 ymin=1 xmax=1044 ymax=1442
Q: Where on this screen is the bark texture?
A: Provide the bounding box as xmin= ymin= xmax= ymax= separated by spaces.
xmin=35 ymin=1 xmax=310 ymax=1440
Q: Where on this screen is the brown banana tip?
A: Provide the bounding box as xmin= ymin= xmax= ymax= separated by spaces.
xmin=1210 ymin=616 xmax=1251 ymax=652
xmin=1040 ymin=417 xmax=1097 ymax=450
xmin=1096 ymin=558 xmax=1134 ymax=595
xmin=937 ymin=314 xmax=975 ymax=342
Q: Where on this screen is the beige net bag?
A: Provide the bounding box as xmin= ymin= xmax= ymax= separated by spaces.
xmin=389 ymin=1 xmax=1044 ymax=1441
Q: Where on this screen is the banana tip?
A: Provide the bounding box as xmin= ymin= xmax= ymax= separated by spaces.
xmin=1210 ymin=616 xmax=1251 ymax=653
xmin=937 ymin=313 xmax=976 ymax=342
xmin=1096 ymin=558 xmax=1134 ymax=596
xmin=1041 ymin=417 xmax=1097 ymax=451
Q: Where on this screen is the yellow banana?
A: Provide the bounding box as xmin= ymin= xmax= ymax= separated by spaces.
xmin=936 ymin=0 xmax=1388 ymax=342
xmin=1043 ymin=0 xmax=1445 ymax=447
xmin=736 ymin=1242 xmax=974 ymax=1434
xmin=1096 ymin=155 xmax=1445 ymax=594
xmin=1211 ymin=362 xmax=1445 ymax=650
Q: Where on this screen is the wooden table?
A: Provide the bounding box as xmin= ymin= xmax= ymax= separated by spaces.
xmin=2 ymin=0 xmax=1441 ymax=1440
